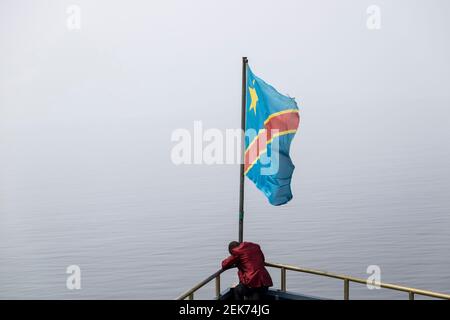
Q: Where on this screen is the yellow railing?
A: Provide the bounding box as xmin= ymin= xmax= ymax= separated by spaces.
xmin=176 ymin=262 xmax=450 ymax=300
xmin=265 ymin=262 xmax=450 ymax=300
xmin=177 ymin=268 xmax=225 ymax=300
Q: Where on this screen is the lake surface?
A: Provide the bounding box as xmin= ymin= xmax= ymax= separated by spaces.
xmin=1 ymin=100 xmax=449 ymax=300
xmin=1 ymin=0 xmax=450 ymax=300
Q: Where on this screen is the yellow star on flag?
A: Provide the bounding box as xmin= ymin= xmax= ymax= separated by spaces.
xmin=248 ymin=81 xmax=258 ymax=115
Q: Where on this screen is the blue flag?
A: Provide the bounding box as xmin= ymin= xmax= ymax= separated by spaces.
xmin=244 ymin=65 xmax=300 ymax=206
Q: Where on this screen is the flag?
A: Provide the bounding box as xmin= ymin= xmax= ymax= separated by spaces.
xmin=244 ymin=65 xmax=300 ymax=206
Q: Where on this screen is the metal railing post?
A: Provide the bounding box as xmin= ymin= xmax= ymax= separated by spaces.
xmin=215 ymin=275 xmax=221 ymax=300
xmin=177 ymin=262 xmax=450 ymax=300
xmin=344 ymin=279 xmax=349 ymax=300
xmin=281 ymin=267 xmax=287 ymax=292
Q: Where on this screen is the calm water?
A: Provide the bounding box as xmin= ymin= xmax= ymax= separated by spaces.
xmin=1 ymin=0 xmax=450 ymax=300
xmin=1 ymin=100 xmax=449 ymax=300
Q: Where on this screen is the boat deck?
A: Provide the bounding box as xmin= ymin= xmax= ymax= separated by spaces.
xmin=177 ymin=262 xmax=450 ymax=300
xmin=219 ymin=288 xmax=323 ymax=300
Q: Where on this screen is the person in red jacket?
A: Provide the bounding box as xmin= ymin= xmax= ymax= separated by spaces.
xmin=221 ymin=241 xmax=273 ymax=300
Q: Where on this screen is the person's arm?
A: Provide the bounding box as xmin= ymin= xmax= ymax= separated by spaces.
xmin=257 ymin=244 xmax=266 ymax=262
xmin=221 ymin=255 xmax=238 ymax=270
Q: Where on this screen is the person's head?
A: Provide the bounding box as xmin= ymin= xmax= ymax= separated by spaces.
xmin=228 ymin=241 xmax=240 ymax=254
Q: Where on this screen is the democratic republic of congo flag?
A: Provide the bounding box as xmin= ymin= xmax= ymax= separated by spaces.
xmin=244 ymin=65 xmax=300 ymax=206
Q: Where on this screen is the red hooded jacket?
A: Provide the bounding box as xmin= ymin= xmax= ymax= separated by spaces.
xmin=221 ymin=242 xmax=273 ymax=288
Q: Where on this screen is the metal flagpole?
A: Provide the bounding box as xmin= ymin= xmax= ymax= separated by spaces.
xmin=239 ymin=57 xmax=248 ymax=243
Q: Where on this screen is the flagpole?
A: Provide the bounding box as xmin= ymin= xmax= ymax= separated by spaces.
xmin=239 ymin=57 xmax=248 ymax=243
